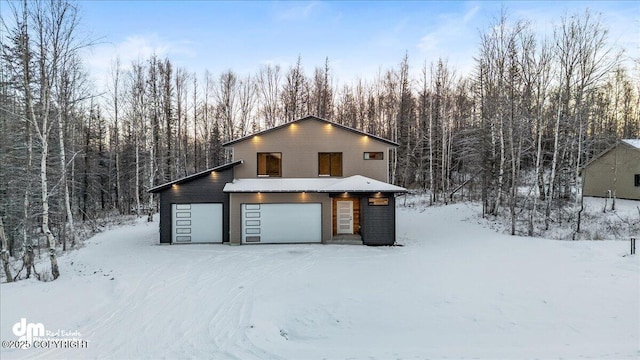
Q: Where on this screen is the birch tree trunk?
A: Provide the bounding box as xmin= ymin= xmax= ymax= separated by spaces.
xmin=19 ymin=1 xmax=35 ymax=252
xmin=40 ymin=131 xmax=59 ymax=279
xmin=428 ymin=83 xmax=435 ymax=205
xmin=148 ymin=130 xmax=155 ymax=212
xmin=23 ymin=125 xmax=33 ymax=249
xmin=130 ymin=61 xmax=145 ymax=217
xmin=495 ymin=113 xmax=505 ymax=215
xmin=533 ymin=53 xmax=548 ymax=210
xmin=135 ymin=129 xmax=141 ymax=217
xmin=530 ymin=111 xmax=544 ymax=236
xmin=33 ymin=1 xmax=58 ymax=279
xmin=193 ymin=74 xmax=199 ymax=170
xmin=112 ymin=59 xmax=123 ymax=213
xmin=546 ymin=101 xmax=562 ymax=230
xmin=204 ymin=71 xmax=212 ymax=168
xmin=1 ymin=218 xmax=12 ymax=282
xmin=441 ymin=108 xmax=448 ymax=204
xmin=57 ymin=102 xmax=74 ymax=247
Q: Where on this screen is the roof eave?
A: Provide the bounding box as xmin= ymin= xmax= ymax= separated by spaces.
xmin=319 ymin=189 xmax=407 ymax=193
xmin=582 ymin=139 xmax=640 ymax=171
xmin=148 ymin=160 xmax=243 ymax=193
xmin=223 ymin=190 xmax=321 ymax=193
xmin=222 ymin=115 xmax=399 ymax=147
xmin=223 ymin=189 xmax=407 ymax=194
xmin=621 ymin=139 xmax=640 ymax=149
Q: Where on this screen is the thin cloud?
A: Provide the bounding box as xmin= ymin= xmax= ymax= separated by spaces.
xmin=416 ymin=6 xmax=479 ymax=75
xmin=84 ymin=34 xmax=197 ymax=93
xmin=463 ymin=4 xmax=480 ymax=24
xmin=276 ymin=1 xmax=321 ymax=21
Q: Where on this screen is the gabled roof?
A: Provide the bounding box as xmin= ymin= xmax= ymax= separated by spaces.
xmin=621 ymin=139 xmax=640 ymax=149
xmin=583 ymin=139 xmax=640 ymax=170
xmin=223 ymin=175 xmax=407 ymax=193
xmin=222 ymin=115 xmax=399 ymax=147
xmin=148 ymin=161 xmax=243 ymax=193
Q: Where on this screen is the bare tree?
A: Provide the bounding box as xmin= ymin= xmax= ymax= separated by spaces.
xmin=476 ymin=11 xmax=527 ymax=219
xmin=203 ymin=70 xmax=214 ymax=167
xmin=188 ymin=72 xmax=198 ymax=172
xmin=175 ymin=67 xmax=188 ymax=176
xmin=237 ymin=74 xmax=256 ymax=137
xmin=395 ymin=54 xmax=414 ymax=188
xmin=32 ymin=0 xmax=85 ymax=279
xmin=310 ymin=57 xmax=333 ymax=119
xmin=552 ymin=9 xmax=620 ymax=234
xmin=158 ymin=58 xmax=173 ymax=181
xmin=520 ymin=32 xmax=552 ymax=236
xmin=214 ymin=70 xmax=239 ymax=141
xmin=282 ymin=56 xmax=307 ymax=121
xmin=108 ymin=57 xmax=124 ymax=213
xmin=256 ymin=64 xmax=281 ymax=128
xmin=129 ymin=60 xmax=146 ymax=217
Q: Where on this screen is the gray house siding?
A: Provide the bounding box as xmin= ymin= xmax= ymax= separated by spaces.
xmin=156 ymin=167 xmax=235 ymax=244
xmin=360 ymin=193 xmax=396 ymax=246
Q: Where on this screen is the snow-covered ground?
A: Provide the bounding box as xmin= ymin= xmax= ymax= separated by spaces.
xmin=1 ymin=202 xmax=638 ymax=359
xmin=578 ymin=197 xmax=640 ymax=239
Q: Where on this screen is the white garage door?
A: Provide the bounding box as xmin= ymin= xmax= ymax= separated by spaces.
xmin=172 ymin=203 xmax=223 ymax=243
xmin=242 ymin=203 xmax=322 ymax=244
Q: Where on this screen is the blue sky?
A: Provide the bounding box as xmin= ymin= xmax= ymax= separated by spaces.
xmin=21 ymin=1 xmax=640 ymax=88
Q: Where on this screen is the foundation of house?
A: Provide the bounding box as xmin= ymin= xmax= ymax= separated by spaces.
xmin=326 ymin=234 xmax=363 ymax=245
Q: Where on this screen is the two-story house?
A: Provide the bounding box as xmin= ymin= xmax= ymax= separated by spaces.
xmin=149 ymin=116 xmax=407 ymax=246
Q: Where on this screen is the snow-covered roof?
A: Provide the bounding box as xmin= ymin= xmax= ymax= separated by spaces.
xmin=321 ymin=175 xmax=407 ymax=193
xmin=225 ymin=178 xmax=337 ymax=192
xmin=223 ymin=175 xmax=407 ymax=193
xmin=621 ymin=139 xmax=640 ymax=149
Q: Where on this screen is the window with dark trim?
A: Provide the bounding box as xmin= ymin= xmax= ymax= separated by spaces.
xmin=368 ymin=197 xmax=389 ymax=206
xmin=364 ymin=152 xmax=384 ymax=160
xmin=635 ymin=174 xmax=640 ymax=187
xmin=257 ymin=152 xmax=281 ymax=177
xmin=318 ymin=152 xmax=342 ymax=177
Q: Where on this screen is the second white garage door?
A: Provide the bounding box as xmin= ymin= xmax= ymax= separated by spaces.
xmin=242 ymin=203 xmax=322 ymax=244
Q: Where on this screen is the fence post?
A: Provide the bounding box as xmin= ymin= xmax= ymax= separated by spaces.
xmin=632 ymin=238 xmax=636 ymax=255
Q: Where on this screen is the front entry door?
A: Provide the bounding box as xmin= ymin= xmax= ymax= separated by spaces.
xmin=336 ymin=200 xmax=353 ymax=234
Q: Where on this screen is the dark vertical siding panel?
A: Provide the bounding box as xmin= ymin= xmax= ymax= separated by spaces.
xmin=360 ymin=193 xmax=396 ymax=246
xmin=218 ymin=170 xmax=234 ymax=243
xmin=156 ymin=167 xmax=234 ymax=244
xmin=159 ymin=192 xmax=171 ymax=244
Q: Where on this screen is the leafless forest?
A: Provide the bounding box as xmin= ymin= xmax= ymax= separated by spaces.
xmin=1 ymin=1 xmax=638 ymax=280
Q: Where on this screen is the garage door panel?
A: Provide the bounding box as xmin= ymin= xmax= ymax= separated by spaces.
xmin=172 ymin=203 xmax=223 ymax=243
xmin=242 ymin=203 xmax=321 ymax=244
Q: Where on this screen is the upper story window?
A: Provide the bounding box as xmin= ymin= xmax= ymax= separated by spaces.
xmin=318 ymin=152 xmax=342 ymax=177
xmin=364 ymin=152 xmax=384 ymax=160
xmin=635 ymin=174 xmax=640 ymax=187
xmin=257 ymin=152 xmax=281 ymax=177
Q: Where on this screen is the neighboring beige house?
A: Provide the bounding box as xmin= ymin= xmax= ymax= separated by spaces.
xmin=582 ymin=139 xmax=640 ymax=200
xmin=150 ymin=116 xmax=407 ymax=246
